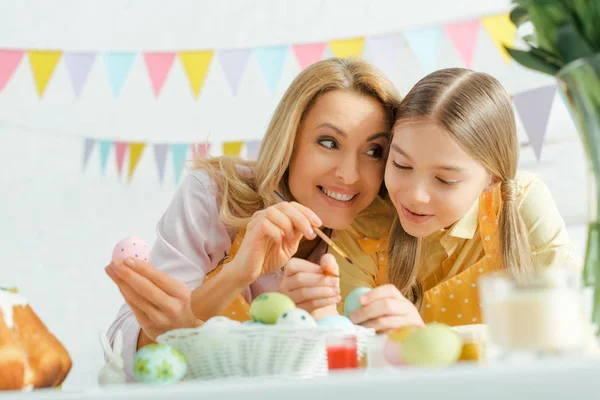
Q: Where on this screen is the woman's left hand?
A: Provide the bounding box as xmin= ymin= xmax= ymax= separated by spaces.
xmin=348 ymin=284 xmax=424 ymax=333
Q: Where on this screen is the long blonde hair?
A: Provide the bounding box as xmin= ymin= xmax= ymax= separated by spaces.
xmin=388 ymin=68 xmax=533 ymax=310
xmin=195 ymin=58 xmax=401 ymax=228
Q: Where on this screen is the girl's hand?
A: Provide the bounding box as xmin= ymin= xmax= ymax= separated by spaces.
xmin=105 ymin=258 xmax=203 ymax=341
xmin=280 ymin=254 xmax=341 ymax=318
xmin=231 ymin=201 xmax=322 ymax=283
xmin=348 ymin=284 xmax=424 ymax=333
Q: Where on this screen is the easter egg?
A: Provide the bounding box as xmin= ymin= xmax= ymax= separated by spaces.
xmin=383 ymin=326 xmax=420 ymax=366
xmin=249 ymin=293 xmax=296 ymax=324
xmin=344 ymin=287 xmax=372 ymax=318
xmin=133 ymin=344 xmax=187 ymax=385
xmin=316 ymin=315 xmax=355 ymax=329
xmin=200 ymin=316 xmax=241 ymax=333
xmin=112 ymin=237 xmax=151 ymax=263
xmin=400 ymin=323 xmax=462 ymax=367
xmin=276 ymin=308 xmax=316 ymax=327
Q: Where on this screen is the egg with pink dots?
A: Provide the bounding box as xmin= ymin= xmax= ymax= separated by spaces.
xmin=112 ymin=237 xmax=151 ymax=263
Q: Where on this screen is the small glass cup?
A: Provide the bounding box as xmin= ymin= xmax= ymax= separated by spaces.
xmin=479 ymin=267 xmax=586 ymax=362
xmin=326 ymin=335 xmax=359 ymax=370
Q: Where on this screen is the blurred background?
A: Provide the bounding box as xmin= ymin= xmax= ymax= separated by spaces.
xmin=0 ymin=0 xmax=587 ymax=388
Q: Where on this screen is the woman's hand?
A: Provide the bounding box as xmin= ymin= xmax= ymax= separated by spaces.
xmin=348 ymin=284 xmax=424 ymax=333
xmin=230 ymin=201 xmax=322 ymax=283
xmin=105 ymin=258 xmax=203 ymax=342
xmin=280 ymin=254 xmax=341 ymax=318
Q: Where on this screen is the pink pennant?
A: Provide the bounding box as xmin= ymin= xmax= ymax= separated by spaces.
xmin=115 ymin=141 xmax=128 ymax=177
xmin=0 ymin=50 xmax=24 ymax=92
xmin=143 ymin=52 xmax=175 ymax=97
xmin=444 ymin=19 xmax=480 ymax=69
xmin=192 ymin=143 xmax=210 ymax=160
xmin=292 ymin=43 xmax=326 ymax=69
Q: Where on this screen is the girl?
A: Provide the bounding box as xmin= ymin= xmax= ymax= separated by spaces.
xmin=105 ymin=58 xmax=403 ymax=379
xmin=355 ymin=67 xmax=580 ymax=328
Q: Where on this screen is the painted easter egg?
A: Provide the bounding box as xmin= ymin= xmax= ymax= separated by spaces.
xmin=344 ymin=287 xmax=372 ymax=318
xmin=316 ymin=315 xmax=355 ymax=329
xmin=249 ymin=293 xmax=296 ymax=324
xmin=383 ymin=326 xmax=420 ymax=366
xmin=401 ymin=323 xmax=462 ymax=366
xmin=112 ymin=237 xmax=151 ymax=263
xmin=132 ymin=344 xmax=187 ymax=385
xmin=276 ymin=308 xmax=317 ymax=327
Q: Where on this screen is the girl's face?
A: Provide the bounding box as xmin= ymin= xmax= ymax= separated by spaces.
xmin=385 ymin=119 xmax=494 ymax=238
xmin=288 ymin=90 xmax=390 ymax=230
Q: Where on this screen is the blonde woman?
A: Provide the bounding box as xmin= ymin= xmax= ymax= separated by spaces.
xmin=348 ymin=68 xmax=580 ymax=330
xmin=105 ymin=58 xmax=402 ymax=379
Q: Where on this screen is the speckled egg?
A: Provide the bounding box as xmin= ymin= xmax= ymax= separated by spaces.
xmin=344 ymin=287 xmax=372 ymax=318
xmin=112 ymin=237 xmax=151 ymax=263
xmin=276 ymin=308 xmax=317 ymax=327
xmin=200 ymin=316 xmax=241 ymax=333
xmin=383 ymin=326 xmax=420 ymax=366
xmin=132 ymin=344 xmax=187 ymax=385
xmin=316 ymin=315 xmax=355 ymax=329
xmin=249 ymin=293 xmax=296 ymax=324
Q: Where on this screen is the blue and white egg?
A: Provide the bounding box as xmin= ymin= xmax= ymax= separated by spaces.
xmin=316 ymin=315 xmax=356 ymax=329
xmin=132 ymin=344 xmax=187 ymax=385
xmin=276 ymin=308 xmax=317 ymax=327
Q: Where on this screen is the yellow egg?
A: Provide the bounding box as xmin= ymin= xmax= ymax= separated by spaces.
xmin=401 ymin=323 xmax=462 ymax=367
xmin=249 ymin=293 xmax=296 ymax=324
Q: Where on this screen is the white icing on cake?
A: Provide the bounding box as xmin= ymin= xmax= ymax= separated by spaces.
xmin=0 ymin=290 xmax=28 ymax=328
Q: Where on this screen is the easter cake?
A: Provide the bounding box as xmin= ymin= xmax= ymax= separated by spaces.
xmin=0 ymin=288 xmax=72 ymax=390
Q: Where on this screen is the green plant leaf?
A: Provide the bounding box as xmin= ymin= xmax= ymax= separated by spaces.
xmin=505 ymin=46 xmax=560 ymax=75
xmin=510 ymin=6 xmax=530 ymax=27
xmin=557 ymin=23 xmax=596 ymax=64
xmin=528 ymin=2 xmax=574 ymax=54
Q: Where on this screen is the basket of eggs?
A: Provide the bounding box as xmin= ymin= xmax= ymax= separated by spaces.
xmin=155 ymin=291 xmax=375 ymax=381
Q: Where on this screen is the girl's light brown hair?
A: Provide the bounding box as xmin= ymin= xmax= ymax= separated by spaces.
xmin=388 ymin=68 xmax=533 ymax=310
xmin=194 ymin=58 xmax=401 ymax=228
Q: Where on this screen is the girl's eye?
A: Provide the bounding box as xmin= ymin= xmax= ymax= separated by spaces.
xmin=365 ymin=146 xmax=384 ymax=159
xmin=392 ymin=161 xmax=411 ymax=170
xmin=437 ymin=177 xmax=460 ymax=186
xmin=318 ymin=138 xmax=338 ymax=149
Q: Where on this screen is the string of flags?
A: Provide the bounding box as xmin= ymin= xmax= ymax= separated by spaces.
xmin=0 ymin=13 xmax=516 ymax=98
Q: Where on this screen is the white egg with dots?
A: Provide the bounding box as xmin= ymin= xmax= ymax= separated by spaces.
xmin=276 ymin=308 xmax=316 ymax=327
xmin=112 ymin=237 xmax=151 ymax=263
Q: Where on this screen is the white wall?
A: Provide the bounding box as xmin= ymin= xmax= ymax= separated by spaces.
xmin=0 ymin=0 xmax=589 ymax=388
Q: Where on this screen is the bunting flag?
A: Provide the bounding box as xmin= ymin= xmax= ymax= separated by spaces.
xmin=0 ymin=50 xmax=24 ymax=92
xmin=99 ymin=140 xmax=113 ymax=174
xmin=328 ymin=38 xmax=365 ymax=59
xmin=191 ymin=143 xmax=210 ymax=160
xmin=114 ymin=141 xmax=128 ymax=178
xmin=219 ymin=49 xmax=252 ymax=95
xmin=143 ymin=52 xmax=176 ymax=97
xmin=513 ymin=85 xmax=557 ymax=160
xmin=292 ymin=43 xmax=326 ymax=69
xmin=245 ymin=140 xmax=261 ymax=160
xmin=171 ymin=143 xmax=189 ymax=183
xmin=481 ymin=13 xmax=516 ymax=65
xmin=153 ymin=144 xmax=169 ymax=184
xmin=128 ymin=143 xmax=146 ymax=181
xmin=103 ymin=52 xmax=136 ymax=97
xmin=366 ymin=34 xmax=405 ymax=80
xmin=82 ymin=138 xmax=95 ymax=172
xmin=179 ymin=51 xmax=213 ymax=98
xmin=64 ymin=52 xmax=95 ymax=97
xmin=255 ymin=45 xmax=288 ymax=93
xmin=404 ymin=27 xmax=444 ymax=74
xmin=223 ymin=141 xmax=244 ymax=156
xmin=28 ymin=51 xmax=62 ymax=97
xmin=444 ymin=19 xmax=480 ymax=69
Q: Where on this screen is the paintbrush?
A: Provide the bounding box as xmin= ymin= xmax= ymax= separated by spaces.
xmin=273 ymin=190 xmax=354 ymax=276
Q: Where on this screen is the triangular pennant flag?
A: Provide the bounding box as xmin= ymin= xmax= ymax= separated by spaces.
xmin=218 ymin=49 xmax=251 ymax=95
xmin=328 ymin=38 xmax=365 ymax=59
xmin=153 ymin=144 xmax=169 ymax=184
xmin=64 ymin=52 xmax=96 ymax=97
xmin=444 ymin=19 xmax=480 ymax=69
xmin=245 ymin=140 xmax=261 ymax=160
xmin=128 ymin=143 xmax=146 ymax=181
xmin=292 ymin=43 xmax=326 ymax=69
xmin=143 ymin=52 xmax=175 ymax=97
xmin=114 ymin=141 xmax=128 ymax=178
xmin=179 ymin=51 xmax=213 ymax=98
xmin=366 ymin=34 xmax=405 ymax=79
xmin=0 ymin=50 xmax=24 ymax=92
xmin=28 ymin=51 xmax=62 ymax=97
xmin=99 ymin=140 xmax=113 ymax=175
xmin=223 ymin=141 xmax=244 ymax=156
xmin=481 ymin=13 xmax=516 ymax=65
xmin=102 ymin=52 xmax=136 ymax=97
xmin=171 ymin=144 xmax=189 ymax=183
xmin=254 ymin=45 xmax=288 ymax=93
xmin=513 ymin=85 xmax=556 ymax=160
xmin=404 ymin=27 xmax=444 ymax=75
xmin=82 ymin=138 xmax=95 ymax=172
xmin=191 ymin=143 xmax=210 ymax=160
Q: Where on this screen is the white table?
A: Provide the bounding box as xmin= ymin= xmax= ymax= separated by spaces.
xmin=12 ymin=357 xmax=600 ymax=400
